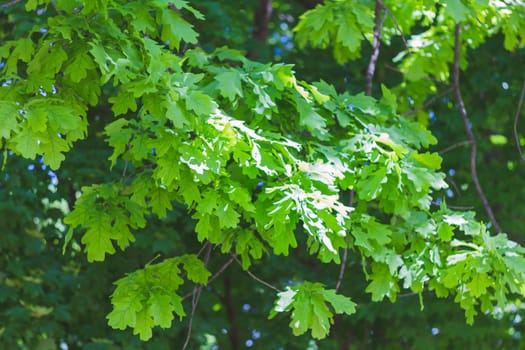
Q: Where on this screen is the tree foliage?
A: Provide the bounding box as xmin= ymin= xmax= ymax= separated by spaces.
xmin=1 ymin=0 xmax=525 ymax=349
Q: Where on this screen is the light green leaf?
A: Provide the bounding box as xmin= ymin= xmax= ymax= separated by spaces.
xmin=0 ymin=101 xmax=20 ymax=139
xmin=445 ymin=0 xmax=471 ymax=22
xmin=147 ymin=294 xmax=174 ymax=328
xmin=215 ymin=70 xmax=243 ymax=101
xmin=149 ymin=187 xmax=173 ymax=218
xmin=185 ymin=91 xmax=215 ymax=116
xmin=81 ymin=212 xmax=115 ymax=262
xmin=133 ymin=308 xmax=155 ymax=341
xmin=10 ymin=128 xmax=41 ymax=159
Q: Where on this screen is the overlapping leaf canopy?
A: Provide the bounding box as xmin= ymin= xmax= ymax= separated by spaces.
xmin=1 ymin=0 xmax=525 ymax=347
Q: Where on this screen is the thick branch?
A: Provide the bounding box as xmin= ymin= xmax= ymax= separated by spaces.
xmin=293 ymin=0 xmax=323 ymax=9
xmin=248 ymin=0 xmax=273 ymax=58
xmin=365 ymin=0 xmax=385 ymax=96
xmin=223 ymin=274 xmax=241 ymax=350
xmin=513 ymin=79 xmax=525 ymax=159
xmin=253 ymin=0 xmax=273 ymax=43
xmin=453 ymin=24 xmax=501 ymax=233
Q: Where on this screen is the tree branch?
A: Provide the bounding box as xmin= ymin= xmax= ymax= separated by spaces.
xmin=223 ymin=274 xmax=241 ymax=350
xmin=335 ymin=247 xmax=348 ymax=293
xmin=402 ymin=86 xmax=453 ymax=116
xmin=253 ymin=0 xmax=272 ymax=43
xmin=452 ymin=24 xmax=501 ymax=233
xmin=513 ymin=79 xmax=525 ymax=159
xmin=365 ymin=0 xmax=385 ymax=96
xmin=438 ymin=140 xmax=472 ymax=154
xmin=182 ymin=255 xmax=236 ymax=301
xmin=335 ymin=191 xmax=353 ymax=293
xmin=232 ymin=255 xmax=281 ymax=292
xmin=0 ymin=0 xmax=23 ymax=9
xmin=182 ymin=243 xmax=212 ymax=350
xmin=377 ymin=0 xmax=410 ymax=52
xmin=248 ymin=0 xmax=273 ymax=59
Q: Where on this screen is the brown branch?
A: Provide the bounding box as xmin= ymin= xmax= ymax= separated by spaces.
xmin=513 ymin=79 xmax=525 ymax=159
xmin=335 ymin=247 xmax=348 ymax=292
xmin=438 ymin=140 xmax=472 ymax=154
xmin=335 ymin=190 xmax=353 ymax=293
xmin=365 ymin=0 xmax=385 ymax=96
xmin=248 ymin=0 xmax=273 ymax=59
xmin=223 ymin=274 xmax=241 ymax=350
xmin=452 ymin=24 xmax=501 ymax=233
xmin=377 ymin=0 xmax=410 ymax=52
xmin=207 ymin=256 xmax=235 ymax=285
xmin=253 ymin=0 xmax=273 ymax=43
xmin=232 ymin=255 xmax=281 ymax=292
xmin=0 ymin=0 xmax=23 ymax=9
xmin=402 ymin=86 xmax=453 ymax=116
xmin=182 ymin=255 xmax=235 ymax=301
xmin=182 ymin=244 xmax=212 ymax=350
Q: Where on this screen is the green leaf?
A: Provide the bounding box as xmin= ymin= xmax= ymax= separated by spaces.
xmin=445 ymin=0 xmax=471 ymax=22
xmin=466 ymin=274 xmax=492 ymax=298
xmin=10 ymin=128 xmax=41 ymax=159
xmin=215 ymin=70 xmax=243 ymax=101
xmin=133 ymin=308 xmax=155 ymax=341
xmin=107 ymin=295 xmax=143 ymax=330
xmin=39 ymin=131 xmax=69 ymax=170
xmin=180 ymin=254 xmax=211 ymax=284
xmin=438 ymin=223 xmax=455 ymax=241
xmin=185 ymin=91 xmax=215 ymax=116
xmin=147 ymin=294 xmax=174 ymax=328
xmin=357 ymin=167 xmax=387 ymax=200
xmin=295 ymin=94 xmax=328 ymax=138
xmin=105 ymin=119 xmax=134 ymax=167
xmin=0 ymin=101 xmax=20 ymax=139
xmin=81 ymin=212 xmax=115 ymax=262
xmin=321 ymin=289 xmax=357 ymax=315
xmin=366 ymin=263 xmax=399 ymax=302
xmin=270 ymin=282 xmax=356 ymax=340
xmin=160 ymin=10 xmax=199 ymax=50
xmin=149 ymin=187 xmax=173 ymax=218
xmin=109 ymin=90 xmax=138 ymax=116
xmin=64 ymin=51 xmax=96 ymax=83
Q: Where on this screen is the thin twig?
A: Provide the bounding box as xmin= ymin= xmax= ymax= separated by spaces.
xmin=182 ymin=244 xmax=212 ymax=350
xmin=232 ymin=255 xmax=281 ymax=292
xmin=377 ymin=0 xmax=410 ymax=52
xmin=438 ymin=140 xmax=472 ymax=154
xmin=1 ymin=0 xmax=23 ymax=9
xmin=513 ymin=79 xmax=525 ymax=159
xmin=335 ymin=191 xmax=353 ymax=292
xmin=196 ymin=242 xmax=210 ymax=257
xmin=402 ymin=86 xmax=453 ymax=116
xmin=207 ymin=256 xmax=235 ymax=285
xmin=120 ymin=160 xmax=129 ymax=185
xmin=182 ymin=255 xmax=236 ymax=301
xmin=335 ymin=247 xmax=348 ymax=292
xmin=452 ymin=24 xmax=501 ymax=233
xmin=365 ymin=0 xmax=385 ymax=96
